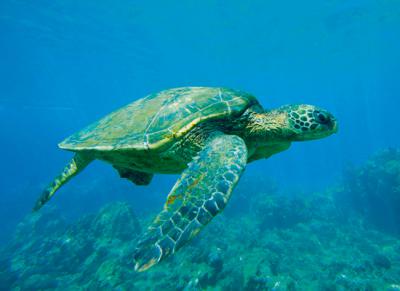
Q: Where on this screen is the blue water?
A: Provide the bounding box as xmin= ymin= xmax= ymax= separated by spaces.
xmin=0 ymin=0 xmax=399 ymax=288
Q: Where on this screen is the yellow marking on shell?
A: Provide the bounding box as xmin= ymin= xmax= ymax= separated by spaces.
xmin=162 ymin=132 xmax=175 ymax=139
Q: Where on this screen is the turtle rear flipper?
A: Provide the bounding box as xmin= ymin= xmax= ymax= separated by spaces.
xmin=133 ymin=133 xmax=248 ymax=272
xmin=114 ymin=167 xmax=153 ymax=186
xmin=33 ymin=153 xmax=93 ymax=211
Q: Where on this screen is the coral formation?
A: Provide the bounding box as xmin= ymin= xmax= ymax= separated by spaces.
xmin=336 ymin=148 xmax=400 ymax=233
xmin=1 ymin=149 xmax=400 ymax=290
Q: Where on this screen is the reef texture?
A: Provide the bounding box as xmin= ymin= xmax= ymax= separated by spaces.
xmin=1 ymin=149 xmax=400 ymax=290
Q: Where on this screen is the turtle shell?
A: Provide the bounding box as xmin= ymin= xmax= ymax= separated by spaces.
xmin=59 ymin=87 xmax=259 ymax=152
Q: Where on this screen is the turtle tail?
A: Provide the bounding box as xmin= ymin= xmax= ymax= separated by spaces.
xmin=33 ymin=153 xmax=93 ymax=211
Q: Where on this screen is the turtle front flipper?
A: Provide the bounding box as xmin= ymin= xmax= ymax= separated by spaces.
xmin=33 ymin=153 xmax=93 ymax=211
xmin=133 ymin=133 xmax=248 ymax=272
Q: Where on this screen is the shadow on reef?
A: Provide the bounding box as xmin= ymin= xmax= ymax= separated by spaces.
xmin=1 ymin=149 xmax=400 ymax=290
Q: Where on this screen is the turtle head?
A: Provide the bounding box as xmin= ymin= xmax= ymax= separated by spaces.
xmin=281 ymin=104 xmax=338 ymax=141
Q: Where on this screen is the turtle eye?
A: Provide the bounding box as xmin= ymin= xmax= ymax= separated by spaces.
xmin=314 ymin=111 xmax=330 ymax=124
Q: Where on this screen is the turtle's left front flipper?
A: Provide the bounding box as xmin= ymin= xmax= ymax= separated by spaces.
xmin=133 ymin=133 xmax=248 ymax=272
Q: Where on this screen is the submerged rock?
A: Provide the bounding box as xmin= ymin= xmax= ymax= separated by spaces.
xmin=208 ymin=248 xmax=224 ymax=273
xmin=245 ymin=275 xmax=269 ymax=290
xmin=337 ymin=148 xmax=400 ymax=233
xmin=1 ymin=149 xmax=400 ymax=289
xmin=2 ymin=202 xmax=142 ymax=289
xmin=90 ymin=202 xmax=141 ymax=242
xmin=10 ymin=206 xmax=66 ymax=251
xmin=372 ymin=253 xmax=391 ymax=269
xmin=21 ymin=274 xmax=58 ymax=290
xmin=0 ymin=253 xmax=17 ymax=290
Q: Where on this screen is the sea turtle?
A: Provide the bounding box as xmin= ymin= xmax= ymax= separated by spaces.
xmin=33 ymin=87 xmax=337 ymax=271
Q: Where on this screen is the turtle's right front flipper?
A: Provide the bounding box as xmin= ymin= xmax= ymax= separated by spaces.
xmin=33 ymin=153 xmax=93 ymax=211
xmin=133 ymin=133 xmax=248 ymax=272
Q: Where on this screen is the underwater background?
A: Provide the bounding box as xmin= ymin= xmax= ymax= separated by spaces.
xmin=1 ymin=0 xmax=400 ymax=290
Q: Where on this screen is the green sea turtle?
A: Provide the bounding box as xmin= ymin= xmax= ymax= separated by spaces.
xmin=33 ymin=87 xmax=337 ymax=271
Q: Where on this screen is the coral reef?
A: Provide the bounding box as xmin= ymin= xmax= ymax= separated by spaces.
xmin=336 ymin=148 xmax=400 ymax=233
xmin=1 ymin=149 xmax=400 ymax=290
